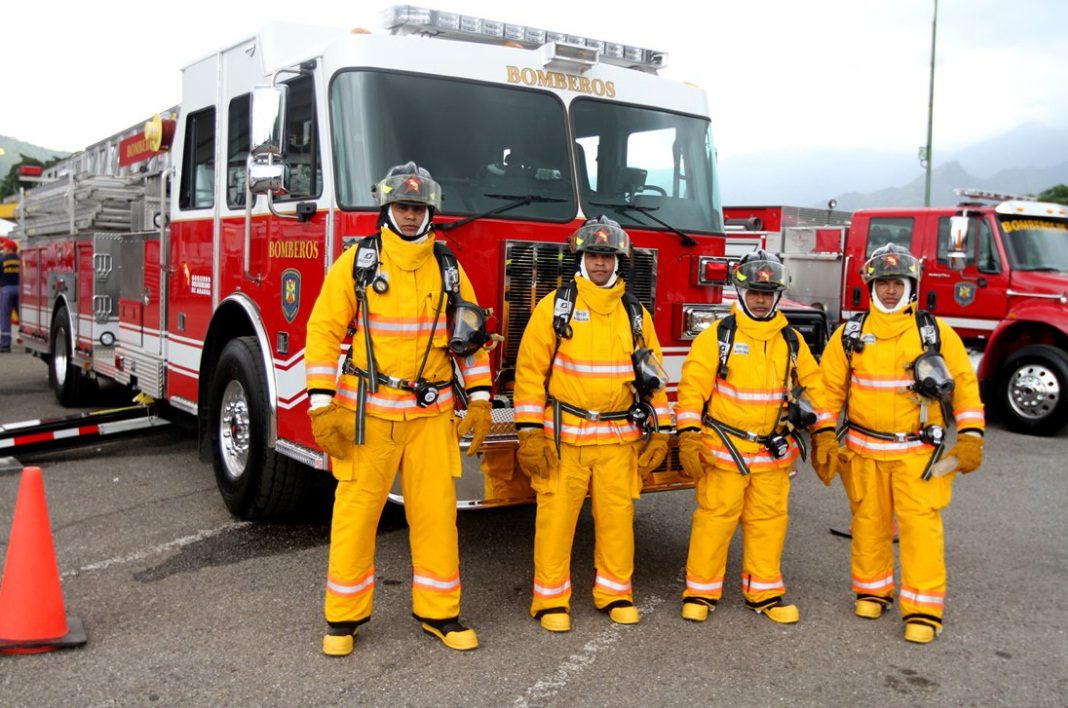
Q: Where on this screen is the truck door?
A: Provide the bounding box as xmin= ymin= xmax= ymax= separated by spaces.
xmin=920 ymin=213 xmax=1008 ymax=339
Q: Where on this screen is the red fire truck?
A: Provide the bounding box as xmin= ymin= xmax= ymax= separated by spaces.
xmin=725 ymin=193 xmax=1068 ymax=436
xmin=13 ymin=8 xmax=830 ymax=519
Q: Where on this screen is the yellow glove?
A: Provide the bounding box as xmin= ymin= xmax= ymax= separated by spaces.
xmin=637 ymin=432 xmax=671 ymax=481
xmin=810 ymin=429 xmax=839 ymax=486
xmin=945 ymin=433 xmax=983 ymax=474
xmin=456 ymin=399 xmax=493 ymax=456
xmin=308 ymin=401 xmax=355 ymax=461
xmin=677 ymin=430 xmax=707 ymax=481
xmin=516 ymin=428 xmax=556 ymax=480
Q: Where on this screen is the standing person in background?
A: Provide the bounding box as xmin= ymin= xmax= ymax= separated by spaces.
xmin=513 ymin=217 xmax=673 ymax=633
xmin=304 ymin=162 xmax=494 ymax=656
xmin=675 ymin=250 xmax=836 ymax=625
xmin=0 ymin=239 xmax=19 ymax=353
xmin=819 ymin=243 xmax=984 ymax=644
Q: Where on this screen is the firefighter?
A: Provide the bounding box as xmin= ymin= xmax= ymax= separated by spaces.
xmin=514 ymin=217 xmax=673 ymax=632
xmin=0 ymin=239 xmax=18 ymax=353
xmin=305 ymin=162 xmax=494 ymax=656
xmin=820 ymin=242 xmax=985 ymax=644
xmin=675 ymin=249 xmax=835 ymax=624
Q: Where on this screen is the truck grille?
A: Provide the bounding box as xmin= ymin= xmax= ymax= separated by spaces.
xmin=501 ymin=241 xmax=658 ymax=376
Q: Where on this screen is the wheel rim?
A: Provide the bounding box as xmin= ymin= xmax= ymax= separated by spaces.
xmin=53 ymin=331 xmax=68 ymax=387
xmin=219 ymin=379 xmax=251 ymax=481
xmin=1007 ymin=362 xmax=1061 ymax=421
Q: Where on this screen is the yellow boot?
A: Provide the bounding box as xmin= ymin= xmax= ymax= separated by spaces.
xmin=419 ymin=617 xmax=480 ymax=651
xmin=748 ymin=598 xmax=800 ymax=624
xmin=536 ymin=608 xmax=572 ymax=633
xmin=855 ymin=598 xmax=887 ymax=619
xmin=904 ymin=619 xmax=939 ymax=644
xmin=602 ymin=600 xmax=639 ymax=625
xmin=322 ymin=624 xmax=359 ymax=657
xmin=681 ymin=597 xmax=717 ymax=622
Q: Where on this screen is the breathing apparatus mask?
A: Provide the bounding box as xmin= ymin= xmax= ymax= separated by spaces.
xmin=447 ymin=301 xmax=497 ymax=357
xmin=627 ymin=347 xmax=669 ymax=431
xmin=911 ymin=349 xmax=954 ymax=402
xmin=786 ymin=385 xmax=819 ymax=430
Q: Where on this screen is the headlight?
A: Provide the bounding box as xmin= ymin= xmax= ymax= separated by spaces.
xmin=681 ymin=305 xmax=723 ymax=340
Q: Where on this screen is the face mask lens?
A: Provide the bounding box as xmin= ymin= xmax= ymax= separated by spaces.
xmin=632 ymin=348 xmax=668 ymax=397
xmin=912 ymin=351 xmax=955 ymax=400
xmin=448 ymin=304 xmax=487 ymax=356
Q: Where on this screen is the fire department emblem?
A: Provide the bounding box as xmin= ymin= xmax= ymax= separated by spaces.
xmin=954 ymin=281 xmax=976 ymax=307
xmin=281 ymin=269 xmax=301 ymax=323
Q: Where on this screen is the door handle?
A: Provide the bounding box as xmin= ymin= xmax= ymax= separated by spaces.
xmin=926 ymin=291 xmax=937 ymax=310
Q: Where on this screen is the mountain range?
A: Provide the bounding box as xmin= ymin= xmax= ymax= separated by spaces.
xmin=0 ymin=135 xmax=68 ymax=179
xmin=718 ymin=123 xmax=1068 ymax=210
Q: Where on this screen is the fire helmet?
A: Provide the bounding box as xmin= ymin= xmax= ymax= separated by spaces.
xmin=373 ymin=162 xmax=442 ymax=213
xmin=861 ymin=243 xmax=919 ymax=285
xmin=568 ymin=216 xmax=632 ymax=257
xmin=732 ymin=249 xmax=787 ymax=292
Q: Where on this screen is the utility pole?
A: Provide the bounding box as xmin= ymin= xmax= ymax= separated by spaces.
xmin=923 ymin=0 xmax=938 ymax=206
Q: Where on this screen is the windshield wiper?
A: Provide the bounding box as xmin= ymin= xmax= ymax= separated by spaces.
xmin=589 ymin=200 xmax=697 ymax=247
xmin=437 ymin=193 xmax=567 ymax=233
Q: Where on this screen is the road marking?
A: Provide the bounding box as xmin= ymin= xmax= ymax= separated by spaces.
xmin=514 ymin=593 xmax=665 ymax=708
xmin=61 ymin=521 xmax=250 ymax=578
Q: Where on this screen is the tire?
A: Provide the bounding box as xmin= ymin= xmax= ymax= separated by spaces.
xmin=999 ymin=344 xmax=1068 ymax=436
xmin=208 ymin=336 xmax=317 ymax=519
xmin=49 ymin=305 xmax=94 ymax=406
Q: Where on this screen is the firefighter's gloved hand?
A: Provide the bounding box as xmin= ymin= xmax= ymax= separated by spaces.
xmin=945 ymin=432 xmax=983 ymax=474
xmin=457 ymin=399 xmax=493 ymax=456
xmin=810 ymin=429 xmax=839 ymax=486
xmin=308 ymin=401 xmax=355 ymax=461
xmin=677 ymin=430 xmax=707 ymax=481
xmin=637 ymin=432 xmax=671 ymax=481
xmin=516 ymin=428 xmax=555 ymax=480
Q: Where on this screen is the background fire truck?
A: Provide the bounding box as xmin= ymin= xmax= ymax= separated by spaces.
xmin=725 ymin=193 xmax=1068 ymax=436
xmin=11 ymin=7 xmax=826 ymax=520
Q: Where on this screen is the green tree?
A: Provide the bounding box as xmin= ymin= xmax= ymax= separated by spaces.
xmin=1038 ymin=184 xmax=1068 ymax=205
xmin=0 ymin=154 xmax=64 ymax=201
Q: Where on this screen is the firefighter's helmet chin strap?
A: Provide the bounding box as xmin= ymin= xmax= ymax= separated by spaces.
xmin=737 ymin=287 xmax=782 ymax=320
xmin=579 ymin=254 xmax=620 ymax=288
xmin=381 ymin=205 xmax=433 ymax=242
xmin=870 ymin=279 xmax=914 ymax=314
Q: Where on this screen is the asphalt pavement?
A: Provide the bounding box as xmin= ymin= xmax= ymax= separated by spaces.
xmin=0 ymin=349 xmax=1066 ymax=707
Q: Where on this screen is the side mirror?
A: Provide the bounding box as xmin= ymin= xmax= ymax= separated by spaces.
xmin=947 ymin=215 xmax=969 ymax=272
xmin=248 ymin=157 xmax=289 ymax=197
xmin=250 ymin=85 xmax=287 ymax=158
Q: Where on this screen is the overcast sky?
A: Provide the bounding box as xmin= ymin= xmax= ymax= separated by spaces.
xmin=3 ymin=0 xmax=1065 ymax=161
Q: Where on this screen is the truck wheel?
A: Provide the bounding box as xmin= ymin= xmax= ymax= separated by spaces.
xmin=49 ymin=306 xmax=94 ymax=406
xmin=209 ymin=336 xmax=311 ymax=519
xmin=1000 ymin=344 xmax=1068 ymax=436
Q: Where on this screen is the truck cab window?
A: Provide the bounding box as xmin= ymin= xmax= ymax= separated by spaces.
xmin=866 ymin=217 xmax=914 ymax=256
xmin=279 ymin=74 xmax=321 ymax=201
xmin=179 ymin=106 xmax=216 ymax=210
xmin=227 ymin=94 xmax=250 ymax=209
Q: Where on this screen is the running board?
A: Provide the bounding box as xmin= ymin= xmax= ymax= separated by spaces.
xmin=0 ymin=404 xmax=170 ymax=456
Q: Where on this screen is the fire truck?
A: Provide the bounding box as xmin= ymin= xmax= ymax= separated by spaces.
xmin=726 ymin=192 xmax=1068 ymax=436
xmin=13 ymin=7 xmax=782 ymax=519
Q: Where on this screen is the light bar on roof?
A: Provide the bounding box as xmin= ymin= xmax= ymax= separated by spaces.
xmin=381 ymin=5 xmax=667 ymax=72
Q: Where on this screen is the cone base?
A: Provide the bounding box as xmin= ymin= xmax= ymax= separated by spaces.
xmin=0 ymin=615 xmax=87 ymax=654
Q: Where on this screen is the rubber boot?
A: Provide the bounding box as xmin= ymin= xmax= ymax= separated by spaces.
xmin=322 ymin=622 xmax=360 ymax=657
xmin=535 ymin=607 xmax=572 ymax=633
xmin=601 ymin=600 xmax=639 ymax=625
xmin=681 ymin=597 xmax=717 ymax=622
xmin=855 ymin=597 xmax=888 ymax=619
xmin=747 ymin=598 xmax=799 ymax=624
xmin=418 ymin=616 xmax=479 ymax=651
xmin=904 ymin=619 xmax=939 ymax=644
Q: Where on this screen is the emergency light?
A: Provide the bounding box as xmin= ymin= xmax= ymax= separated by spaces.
xmin=382 ymin=5 xmax=667 ymax=73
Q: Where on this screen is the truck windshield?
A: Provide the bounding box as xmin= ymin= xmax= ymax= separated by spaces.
xmin=572 ymin=99 xmax=722 ymax=234
xmin=331 ymin=71 xmax=574 ymax=221
xmin=999 ymin=217 xmax=1068 ymax=272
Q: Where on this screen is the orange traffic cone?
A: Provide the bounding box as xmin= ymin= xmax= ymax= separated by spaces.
xmin=0 ymin=466 xmax=86 ymax=654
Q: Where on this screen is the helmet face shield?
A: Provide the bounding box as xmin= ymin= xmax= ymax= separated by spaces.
xmin=862 ymin=243 xmax=919 ymax=284
xmin=569 ymin=219 xmax=631 ymax=256
xmin=375 ymin=173 xmax=442 ymax=211
xmin=733 ymin=259 xmax=787 ymax=292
